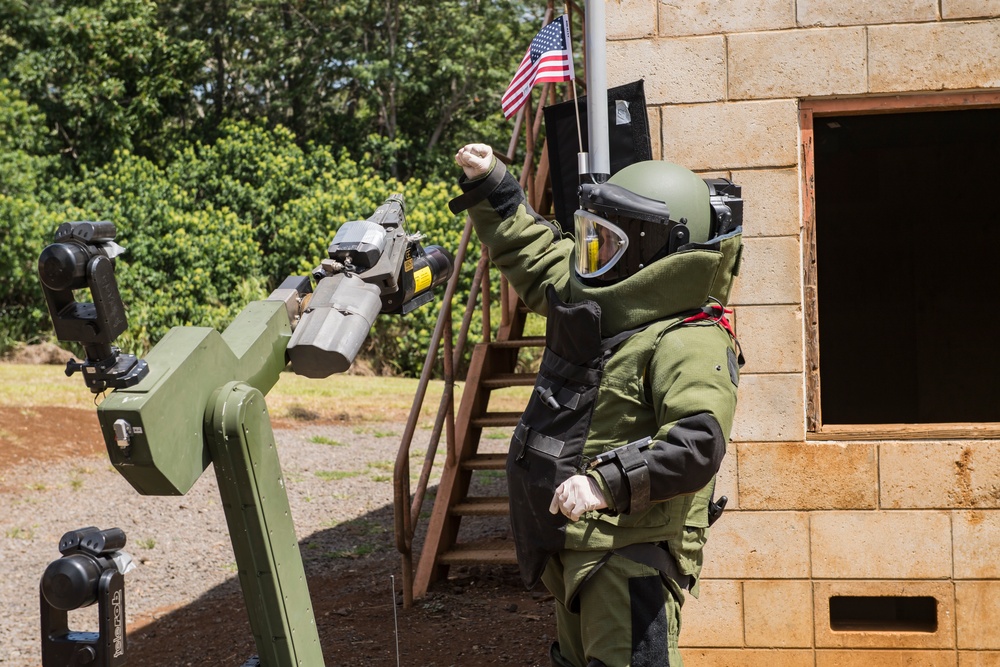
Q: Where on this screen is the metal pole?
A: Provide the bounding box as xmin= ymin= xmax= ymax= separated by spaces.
xmin=584 ymin=0 xmax=609 ymax=180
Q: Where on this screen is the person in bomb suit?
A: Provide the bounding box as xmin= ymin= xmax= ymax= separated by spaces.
xmin=451 ymin=143 xmax=744 ymax=667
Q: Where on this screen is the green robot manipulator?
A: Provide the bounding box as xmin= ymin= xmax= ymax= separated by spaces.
xmin=36 ymin=195 xmax=452 ymax=667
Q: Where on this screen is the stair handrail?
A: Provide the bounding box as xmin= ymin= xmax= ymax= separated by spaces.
xmin=393 ymin=0 xmax=579 ymax=607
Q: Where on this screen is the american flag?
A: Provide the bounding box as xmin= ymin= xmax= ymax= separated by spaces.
xmin=501 ymin=15 xmax=574 ymax=119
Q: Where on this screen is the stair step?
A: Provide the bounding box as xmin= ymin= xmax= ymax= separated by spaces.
xmin=471 ymin=412 xmax=522 ymax=428
xmin=461 ymin=453 xmax=507 ymax=471
xmin=451 ymin=496 xmax=509 ymax=516
xmin=437 ymin=539 xmax=517 ymax=566
xmin=482 ymin=373 xmax=537 ymax=389
xmin=488 ymin=337 xmax=545 ymax=349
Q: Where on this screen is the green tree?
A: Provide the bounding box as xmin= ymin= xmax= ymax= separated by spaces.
xmin=0 ymin=0 xmax=204 ymax=167
xmin=44 ymin=121 xmax=478 ymax=373
xmin=0 ymin=81 xmax=62 ymax=351
xmin=157 ymin=0 xmax=542 ymax=180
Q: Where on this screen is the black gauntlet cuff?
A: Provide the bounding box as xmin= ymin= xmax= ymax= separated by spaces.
xmin=449 ymin=159 xmax=507 ymax=213
xmin=593 ymin=437 xmax=653 ymax=515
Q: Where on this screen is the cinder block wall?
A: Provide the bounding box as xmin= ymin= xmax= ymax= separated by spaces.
xmin=603 ymin=2 xmax=1000 ymax=664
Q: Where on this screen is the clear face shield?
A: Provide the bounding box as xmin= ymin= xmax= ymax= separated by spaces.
xmin=573 ymin=210 xmax=629 ymax=280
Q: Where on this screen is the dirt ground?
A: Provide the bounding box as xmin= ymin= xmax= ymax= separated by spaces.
xmin=3 ymin=404 xmax=555 ymax=666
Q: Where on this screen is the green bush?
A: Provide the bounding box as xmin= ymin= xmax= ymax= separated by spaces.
xmin=5 ymin=120 xmax=480 ymax=376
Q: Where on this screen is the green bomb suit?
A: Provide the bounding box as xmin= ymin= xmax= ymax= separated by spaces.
xmin=459 ymin=160 xmax=742 ymax=667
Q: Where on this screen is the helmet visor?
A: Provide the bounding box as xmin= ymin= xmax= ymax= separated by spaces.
xmin=573 ymin=210 xmax=629 ymax=280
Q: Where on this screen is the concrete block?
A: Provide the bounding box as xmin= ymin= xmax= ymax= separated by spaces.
xmin=744 ymin=580 xmax=814 ymax=647
xmin=869 ymin=20 xmax=1000 ymax=93
xmin=607 ymin=36 xmax=726 ymax=105
xmin=817 ymin=650 xmax=959 ymax=666
xmin=681 ymin=579 xmax=744 ymax=646
xmin=606 ymin=0 xmax=656 ymax=40
xmin=810 ymin=511 xmax=952 ymax=579
xmin=814 ymin=580 xmax=956 ymax=649
xmin=729 ymin=28 xmax=867 ymax=100
xmin=681 ymin=648 xmax=816 ymax=666
xmin=730 ymin=167 xmax=801 ymax=238
xmin=658 ymin=0 xmax=796 ymax=37
xmin=944 ymin=0 xmax=1000 ymax=19
xmin=649 ymin=106 xmax=662 ymax=160
xmin=954 ymin=511 xmax=1000 ymax=579
xmin=961 ymin=651 xmax=1000 ymax=666
xmin=701 ymin=511 xmax=810 ymax=579
xmin=798 ymin=0 xmax=939 ymax=26
xmin=731 ymin=373 xmax=805 ymax=443
xmin=661 ymin=100 xmax=800 ymax=171
xmin=957 ymin=581 xmax=1000 ymax=649
xmin=729 ymin=236 xmax=803 ymax=306
xmin=736 ymin=305 xmax=804 ymax=374
xmin=881 ymin=441 xmax=1000 ymax=509
xmin=738 ymin=442 xmax=877 ymax=510
xmin=716 ymin=444 xmax=739 ymax=510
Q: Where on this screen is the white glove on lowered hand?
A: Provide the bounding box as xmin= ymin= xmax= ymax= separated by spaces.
xmin=454 ymin=143 xmax=494 ymax=179
xmin=549 ymin=475 xmax=608 ymax=521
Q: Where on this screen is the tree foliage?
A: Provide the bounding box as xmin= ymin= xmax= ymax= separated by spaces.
xmin=1 ymin=0 xmax=542 ymax=179
xmin=0 ymin=0 xmax=546 ymax=374
xmin=0 ymin=0 xmax=204 ymax=166
xmin=12 ymin=121 xmax=480 ymax=374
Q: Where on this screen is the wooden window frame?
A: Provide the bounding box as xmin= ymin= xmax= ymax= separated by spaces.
xmin=800 ymin=92 xmax=1000 ymax=441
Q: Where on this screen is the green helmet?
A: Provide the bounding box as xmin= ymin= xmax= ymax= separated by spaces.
xmin=574 ymin=160 xmax=743 ymax=285
xmin=608 ymin=160 xmax=712 ymax=243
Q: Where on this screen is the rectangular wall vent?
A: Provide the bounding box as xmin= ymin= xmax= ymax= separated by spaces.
xmin=830 ymin=595 xmax=937 ymax=633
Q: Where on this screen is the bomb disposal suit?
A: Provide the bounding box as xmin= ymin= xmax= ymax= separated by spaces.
xmin=452 ymin=144 xmax=744 ymax=667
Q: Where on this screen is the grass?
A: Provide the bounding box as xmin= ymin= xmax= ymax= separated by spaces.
xmin=308 ymin=435 xmax=345 ymax=447
xmin=0 ymin=365 xmax=103 ymax=409
xmin=6 ymin=526 xmax=34 ymax=540
xmin=0 ymin=364 xmax=532 ymax=424
xmin=328 ymin=543 xmax=377 ymax=559
xmin=314 ymin=470 xmax=360 ymax=481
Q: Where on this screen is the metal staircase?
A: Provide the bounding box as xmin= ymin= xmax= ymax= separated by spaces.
xmin=390 ymin=0 xmax=597 ymax=607
xmin=392 ymin=4 xmax=584 ymax=603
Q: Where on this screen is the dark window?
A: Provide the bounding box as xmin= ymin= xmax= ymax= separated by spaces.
xmin=814 ymin=108 xmax=1000 ymax=424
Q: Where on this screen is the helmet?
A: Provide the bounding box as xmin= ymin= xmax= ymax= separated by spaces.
xmin=573 ymin=160 xmax=742 ymax=285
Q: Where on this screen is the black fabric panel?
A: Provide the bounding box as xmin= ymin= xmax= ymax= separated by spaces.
xmin=544 ymin=80 xmax=653 ymax=225
xmin=482 ymin=170 xmax=527 ymax=221
xmin=629 ymin=574 xmax=669 ymax=667
xmin=647 ymin=413 xmax=726 ymax=501
xmin=596 ymin=412 xmax=726 ymax=509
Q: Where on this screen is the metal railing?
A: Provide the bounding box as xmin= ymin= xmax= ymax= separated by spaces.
xmin=391 ymin=0 xmax=583 ymax=607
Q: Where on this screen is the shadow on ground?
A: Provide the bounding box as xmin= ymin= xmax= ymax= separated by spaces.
xmin=124 ymin=500 xmax=555 ymax=667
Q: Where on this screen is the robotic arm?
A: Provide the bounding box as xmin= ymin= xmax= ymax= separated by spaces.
xmin=35 ymin=195 xmax=453 ymax=667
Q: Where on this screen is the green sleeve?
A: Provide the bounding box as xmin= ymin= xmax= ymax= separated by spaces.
xmin=461 ymin=166 xmax=572 ymax=315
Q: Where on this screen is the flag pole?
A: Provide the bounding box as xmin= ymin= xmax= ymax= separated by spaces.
xmin=565 ymin=6 xmax=586 ymax=177
xmin=583 ymin=0 xmax=609 ymax=181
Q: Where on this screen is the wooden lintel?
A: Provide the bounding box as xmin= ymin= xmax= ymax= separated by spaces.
xmin=808 ymin=423 xmax=1000 ymax=441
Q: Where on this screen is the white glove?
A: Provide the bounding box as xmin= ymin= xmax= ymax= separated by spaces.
xmin=454 ymin=143 xmax=494 ymax=179
xmin=549 ymin=475 xmax=608 ymax=521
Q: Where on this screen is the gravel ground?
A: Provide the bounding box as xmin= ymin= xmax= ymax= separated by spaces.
xmin=0 ymin=420 xmax=483 ymax=666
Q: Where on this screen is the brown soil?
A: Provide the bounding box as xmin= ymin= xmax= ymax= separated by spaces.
xmin=3 ymin=406 xmax=554 ymax=666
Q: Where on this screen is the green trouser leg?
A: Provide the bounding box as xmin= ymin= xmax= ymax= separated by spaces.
xmin=542 ymin=551 xmax=684 ymax=667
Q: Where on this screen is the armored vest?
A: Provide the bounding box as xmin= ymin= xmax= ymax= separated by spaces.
xmin=506 ymin=286 xmax=654 ymax=588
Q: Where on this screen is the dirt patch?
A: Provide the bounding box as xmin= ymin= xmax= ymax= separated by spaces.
xmin=126 ymin=563 xmax=553 ymax=666
xmin=2 ymin=342 xmax=77 ymax=365
xmin=0 ymin=407 xmax=105 ymax=485
xmin=2 ymin=404 xmax=552 ymax=666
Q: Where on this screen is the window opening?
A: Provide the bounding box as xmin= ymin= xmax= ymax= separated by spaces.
xmin=813 ymin=107 xmax=1000 ymax=425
